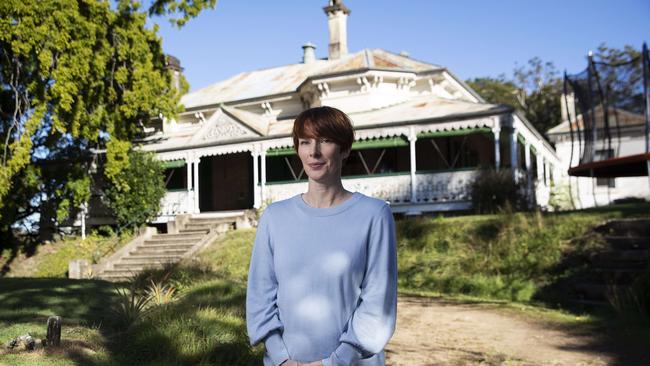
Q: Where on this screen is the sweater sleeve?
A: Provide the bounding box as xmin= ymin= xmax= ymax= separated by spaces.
xmin=246 ymin=209 xmax=290 ymax=366
xmin=323 ymin=204 xmax=398 ymax=366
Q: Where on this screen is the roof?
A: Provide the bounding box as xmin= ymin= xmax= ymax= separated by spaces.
xmin=141 ymin=96 xmax=507 ymax=153
xmin=547 ymin=106 xmax=646 ymax=135
xmin=269 ymin=95 xmax=506 ymax=135
xmin=180 ymin=49 xmax=442 ymax=109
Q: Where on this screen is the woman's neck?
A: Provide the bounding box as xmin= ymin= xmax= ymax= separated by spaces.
xmin=303 ymin=180 xmax=352 ymax=208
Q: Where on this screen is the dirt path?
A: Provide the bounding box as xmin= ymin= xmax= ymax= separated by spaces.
xmin=385 ymin=297 xmax=644 ymax=366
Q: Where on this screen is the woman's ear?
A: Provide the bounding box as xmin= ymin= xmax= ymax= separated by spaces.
xmin=341 ymin=148 xmax=351 ymax=160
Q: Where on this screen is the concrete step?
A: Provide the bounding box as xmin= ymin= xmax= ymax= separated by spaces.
xmin=187 ymin=217 xmax=237 ymax=224
xmin=604 ymin=236 xmax=650 ymax=250
xmin=112 ymin=264 xmax=175 ymax=272
xmin=120 ymin=253 xmax=184 ymax=261
xmin=183 ymin=223 xmax=219 ymax=230
xmin=144 ymin=238 xmax=200 ymax=245
xmin=99 ymin=269 xmax=142 ymax=277
xmin=131 ymin=248 xmax=189 ymax=256
xmin=138 ymin=243 xmax=196 ymax=250
xmin=589 ymin=260 xmax=650 ymax=269
xmin=151 ymin=232 xmax=206 ymax=240
xmin=596 ymin=219 xmax=650 ymax=237
xmin=178 ymin=229 xmax=210 ymax=234
xmin=592 ymin=249 xmax=650 ymax=261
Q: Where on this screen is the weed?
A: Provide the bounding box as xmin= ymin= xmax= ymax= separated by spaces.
xmin=146 ymin=279 xmax=177 ymax=306
xmin=111 ymin=285 xmax=151 ymax=329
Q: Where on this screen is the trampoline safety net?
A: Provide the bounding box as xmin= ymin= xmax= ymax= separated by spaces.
xmin=563 ymin=43 xmax=650 ymax=178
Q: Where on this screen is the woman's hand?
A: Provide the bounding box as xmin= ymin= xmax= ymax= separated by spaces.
xmin=302 ymin=362 xmax=324 ymax=366
xmin=280 ymin=360 xmax=299 ymax=366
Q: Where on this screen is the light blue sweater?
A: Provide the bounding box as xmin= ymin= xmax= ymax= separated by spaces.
xmin=246 ymin=192 xmax=397 ymax=366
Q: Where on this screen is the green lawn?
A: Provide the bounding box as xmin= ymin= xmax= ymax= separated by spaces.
xmin=1 ymin=203 xmax=649 ymax=365
xmin=0 ymin=229 xmax=262 ymax=366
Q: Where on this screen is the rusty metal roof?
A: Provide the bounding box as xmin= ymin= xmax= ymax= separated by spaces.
xmin=142 ymin=96 xmax=505 ymax=153
xmin=180 ymin=49 xmax=441 ymax=109
xmin=547 ymin=106 xmax=646 ymax=135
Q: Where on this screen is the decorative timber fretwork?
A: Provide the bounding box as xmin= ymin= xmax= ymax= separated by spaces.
xmin=191 ymin=109 xmax=257 ymax=144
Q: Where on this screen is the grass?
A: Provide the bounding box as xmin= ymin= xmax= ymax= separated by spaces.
xmin=0 ymin=229 xmax=264 ymax=366
xmin=1 ymin=231 xmax=134 ymax=278
xmin=0 ymin=278 xmax=118 ymax=365
xmin=397 ymin=203 xmax=650 ymax=303
xmin=1 ymin=202 xmax=649 ymax=365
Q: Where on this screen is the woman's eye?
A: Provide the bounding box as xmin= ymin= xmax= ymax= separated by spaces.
xmin=299 ymin=140 xmax=309 ymax=145
xmin=321 ymin=138 xmax=332 ymax=143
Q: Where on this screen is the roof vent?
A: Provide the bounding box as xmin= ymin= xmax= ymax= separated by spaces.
xmin=302 ymin=42 xmax=316 ymax=64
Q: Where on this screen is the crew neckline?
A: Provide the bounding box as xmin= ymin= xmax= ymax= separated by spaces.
xmin=294 ymin=191 xmax=363 ymax=217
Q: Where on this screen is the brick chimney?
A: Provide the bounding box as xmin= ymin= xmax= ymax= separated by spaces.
xmin=165 ymin=54 xmax=183 ymax=91
xmin=323 ymin=0 xmax=350 ymax=60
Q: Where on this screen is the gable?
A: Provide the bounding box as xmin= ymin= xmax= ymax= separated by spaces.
xmin=190 ymin=109 xmax=259 ymax=144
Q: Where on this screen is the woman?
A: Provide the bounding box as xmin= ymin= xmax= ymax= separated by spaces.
xmin=246 ymin=106 xmax=397 ymax=366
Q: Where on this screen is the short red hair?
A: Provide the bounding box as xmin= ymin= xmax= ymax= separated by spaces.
xmin=292 ymin=106 xmax=355 ymax=153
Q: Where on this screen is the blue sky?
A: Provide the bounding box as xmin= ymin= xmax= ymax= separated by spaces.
xmin=151 ymin=0 xmax=650 ymax=92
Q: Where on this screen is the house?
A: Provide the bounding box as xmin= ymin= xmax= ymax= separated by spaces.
xmin=547 ymin=102 xmax=650 ymax=208
xmin=140 ymin=0 xmax=561 ymax=222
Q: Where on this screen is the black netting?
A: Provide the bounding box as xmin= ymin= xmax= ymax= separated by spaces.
xmin=564 ymin=43 xmax=650 ymax=174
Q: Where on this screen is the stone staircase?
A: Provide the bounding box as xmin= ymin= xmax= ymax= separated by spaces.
xmin=94 ymin=213 xmax=250 ymax=282
xmin=570 ymin=218 xmax=650 ymax=307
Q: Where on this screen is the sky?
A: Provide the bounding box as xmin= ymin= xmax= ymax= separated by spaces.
xmin=151 ymin=0 xmax=650 ymax=93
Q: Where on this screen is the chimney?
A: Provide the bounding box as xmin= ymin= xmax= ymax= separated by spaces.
xmin=165 ymin=54 xmax=183 ymax=91
xmin=323 ymin=0 xmax=350 ymax=60
xmin=302 ymin=42 xmax=316 ymax=64
xmin=561 ymin=92 xmax=576 ymax=122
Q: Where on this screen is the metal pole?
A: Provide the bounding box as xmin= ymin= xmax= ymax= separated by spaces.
xmin=643 ymin=43 xmax=650 ymax=188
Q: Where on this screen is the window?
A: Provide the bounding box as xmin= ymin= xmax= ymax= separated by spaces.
xmin=596 ymin=177 xmax=616 ymax=188
xmin=594 ymin=149 xmax=614 ymax=161
xmin=165 ymin=167 xmax=187 ymax=190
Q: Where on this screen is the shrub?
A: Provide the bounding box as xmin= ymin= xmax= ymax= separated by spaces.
xmin=470 ymin=168 xmax=524 ymax=213
xmin=104 ymin=150 xmax=166 ymax=229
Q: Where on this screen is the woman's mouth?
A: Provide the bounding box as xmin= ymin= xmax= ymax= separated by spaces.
xmin=308 ymin=163 xmax=325 ymax=170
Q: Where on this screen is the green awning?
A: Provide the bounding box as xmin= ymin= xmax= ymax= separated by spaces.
xmin=266 ymin=136 xmax=409 ymax=157
xmin=417 ymin=127 xmax=492 ymax=139
xmin=352 ymin=136 xmax=408 ymax=150
xmin=267 ymin=146 xmax=296 ymax=157
xmin=161 ymin=159 xmax=186 ymax=169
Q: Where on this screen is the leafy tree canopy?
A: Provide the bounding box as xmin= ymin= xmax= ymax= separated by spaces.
xmin=0 ymin=0 xmax=213 ymax=242
xmin=466 ymin=44 xmax=642 ymax=138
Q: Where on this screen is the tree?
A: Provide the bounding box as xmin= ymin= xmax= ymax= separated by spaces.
xmin=104 ymin=150 xmax=166 ymax=228
xmin=591 ymin=43 xmax=644 ymax=115
xmin=467 ymin=58 xmax=563 ymax=137
xmin=467 ymin=45 xmax=644 ymax=138
xmin=465 ymin=76 xmax=520 ymax=108
xmin=0 ymin=0 xmax=215 ymax=243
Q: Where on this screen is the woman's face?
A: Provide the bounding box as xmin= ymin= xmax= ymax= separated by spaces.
xmin=297 ymin=136 xmax=350 ymax=184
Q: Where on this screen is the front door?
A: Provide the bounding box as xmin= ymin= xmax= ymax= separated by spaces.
xmin=199 ymin=152 xmax=253 ymax=211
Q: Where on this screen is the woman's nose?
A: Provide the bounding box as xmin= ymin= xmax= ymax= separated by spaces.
xmin=310 ymin=141 xmax=321 ymax=156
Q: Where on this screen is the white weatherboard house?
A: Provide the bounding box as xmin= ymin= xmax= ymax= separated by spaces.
xmin=548 ymin=103 xmax=650 ymax=208
xmin=142 ymin=0 xmax=561 ymax=222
